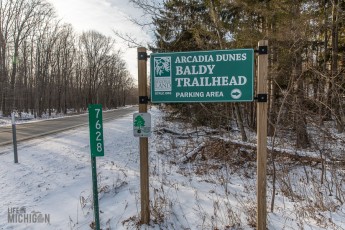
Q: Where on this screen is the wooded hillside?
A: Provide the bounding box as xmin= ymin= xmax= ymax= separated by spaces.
xmin=133 ymin=0 xmax=345 ymax=149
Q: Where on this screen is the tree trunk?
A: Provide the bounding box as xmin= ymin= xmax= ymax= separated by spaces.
xmin=294 ymin=55 xmax=310 ymax=148
xmin=331 ymin=0 xmax=343 ymax=132
xmin=234 ymin=103 xmax=248 ymax=142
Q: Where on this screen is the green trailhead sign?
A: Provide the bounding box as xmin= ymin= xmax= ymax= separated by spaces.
xmin=150 ymin=49 xmax=254 ymax=103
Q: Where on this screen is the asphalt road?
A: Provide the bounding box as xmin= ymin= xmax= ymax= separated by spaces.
xmin=0 ymin=106 xmax=138 ymax=146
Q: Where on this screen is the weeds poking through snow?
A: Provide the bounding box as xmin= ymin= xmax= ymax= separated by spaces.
xmin=151 ymin=106 xmax=345 ymax=229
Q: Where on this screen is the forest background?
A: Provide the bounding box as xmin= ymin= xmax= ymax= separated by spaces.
xmin=1 ymin=0 xmax=344 ymax=148
xmin=133 ymin=0 xmax=345 ymax=150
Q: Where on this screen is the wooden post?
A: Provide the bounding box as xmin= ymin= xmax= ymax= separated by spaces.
xmin=257 ymin=40 xmax=268 ymax=230
xmin=137 ymin=47 xmax=150 ymax=224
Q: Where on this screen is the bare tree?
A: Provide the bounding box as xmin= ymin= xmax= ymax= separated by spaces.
xmin=80 ymin=31 xmax=114 ymax=104
xmin=0 ymin=0 xmax=55 ymax=115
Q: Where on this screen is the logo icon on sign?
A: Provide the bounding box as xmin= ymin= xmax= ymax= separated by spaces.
xmin=154 ymin=57 xmax=172 ymax=92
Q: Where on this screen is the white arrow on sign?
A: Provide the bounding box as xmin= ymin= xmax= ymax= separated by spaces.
xmin=230 ymin=88 xmax=242 ymax=99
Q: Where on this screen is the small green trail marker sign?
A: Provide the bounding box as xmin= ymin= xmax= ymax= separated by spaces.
xmin=150 ymin=49 xmax=254 ymax=103
xmin=88 ymin=104 xmax=104 ymax=157
xmin=88 ymin=104 xmax=104 ymax=230
xmin=133 ymin=113 xmax=151 ymax=137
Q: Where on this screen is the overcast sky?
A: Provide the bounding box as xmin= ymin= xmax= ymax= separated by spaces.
xmin=47 ymin=0 xmax=153 ymax=82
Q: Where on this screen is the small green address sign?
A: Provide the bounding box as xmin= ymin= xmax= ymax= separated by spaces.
xmin=150 ymin=49 xmax=254 ymax=103
xmin=88 ymin=104 xmax=104 ymax=157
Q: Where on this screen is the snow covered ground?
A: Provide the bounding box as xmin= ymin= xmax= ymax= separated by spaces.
xmin=0 ymin=107 xmax=344 ymax=229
